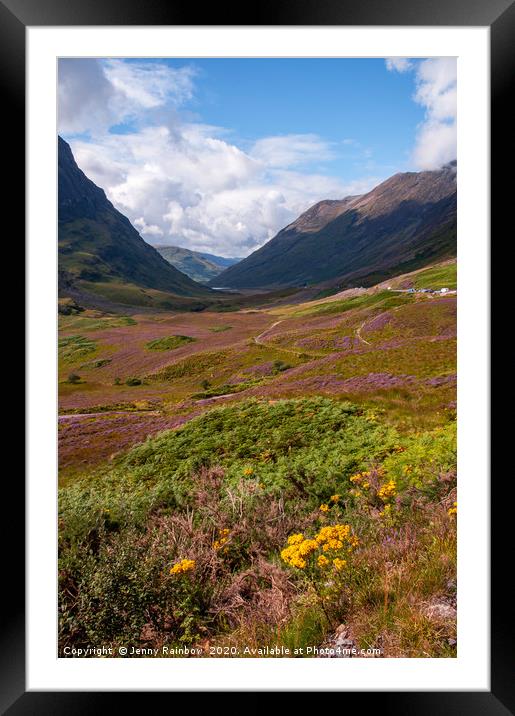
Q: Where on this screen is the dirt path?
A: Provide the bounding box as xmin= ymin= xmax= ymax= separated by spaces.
xmin=253 ymin=319 xmax=329 ymax=360
xmin=253 ymin=319 xmax=320 ymax=358
xmin=355 ymin=302 xmax=411 ymax=347
xmin=355 ymin=319 xmax=372 ymax=346
xmin=253 ymin=320 xmax=284 ymax=346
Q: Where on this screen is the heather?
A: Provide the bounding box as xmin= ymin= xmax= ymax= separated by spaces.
xmin=59 ymin=398 xmax=456 ymax=655
xmin=58 ymin=410 xmax=199 ymax=483
xmin=59 ymin=398 xmax=398 ymax=537
xmin=58 ymin=261 xmax=457 ymax=657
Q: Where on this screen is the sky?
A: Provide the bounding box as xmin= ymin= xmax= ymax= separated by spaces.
xmin=58 ymin=57 xmax=457 ymax=258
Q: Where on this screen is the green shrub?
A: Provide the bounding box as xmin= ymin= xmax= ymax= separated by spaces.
xmin=59 ymin=522 xmax=213 ymax=649
xmin=58 ymin=398 xmax=398 ymax=547
xmin=58 ymin=398 xmax=457 ymax=656
xmin=382 ymin=422 xmax=457 ymax=496
xmin=145 ymin=335 xmax=195 ymax=351
xmin=58 ymin=297 xmax=84 ymax=315
xmin=125 ymin=377 xmax=142 ymax=386
xmin=80 ymin=358 xmax=112 ymax=370
xmin=273 ymin=360 xmax=292 ymax=373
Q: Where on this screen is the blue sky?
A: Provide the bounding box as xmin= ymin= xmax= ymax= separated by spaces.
xmin=59 ymin=57 xmax=456 ymax=256
xmin=109 ymin=58 xmax=422 ymax=180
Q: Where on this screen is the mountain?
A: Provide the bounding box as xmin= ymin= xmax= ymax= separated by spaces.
xmin=155 ymin=245 xmax=242 ymax=284
xmin=198 ymin=252 xmax=242 ymax=270
xmin=58 ymin=136 xmax=212 ymax=304
xmin=211 ymin=164 xmax=457 ymax=290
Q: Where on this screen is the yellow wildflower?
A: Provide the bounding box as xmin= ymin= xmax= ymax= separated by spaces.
xmin=330 ymin=494 xmax=340 ymax=503
xmin=298 ymin=539 xmax=318 ymax=557
xmin=319 ymin=503 xmax=329 ymax=512
xmin=243 ymin=467 xmax=254 ymax=476
xmin=281 ymin=524 xmax=358 ymax=571
xmin=381 ymin=504 xmax=392 ymax=517
xmin=170 ymin=558 xmax=196 ymax=575
xmin=213 ymin=527 xmax=231 ymax=550
xmin=333 ymin=558 xmax=346 ymax=571
xmin=280 ymin=545 xmax=307 ymax=569
xmin=448 ymin=501 xmax=457 ymax=516
xmin=378 ymin=479 xmax=397 ymax=502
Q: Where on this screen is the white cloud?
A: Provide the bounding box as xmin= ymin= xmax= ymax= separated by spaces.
xmin=385 ymin=57 xmax=413 ymax=73
xmin=103 ymin=60 xmax=195 ymax=110
xmin=251 ymin=134 xmax=335 ymax=168
xmin=60 ymin=59 xmax=385 ymax=257
xmin=410 ymin=121 xmax=457 ymax=170
xmin=58 ymin=59 xmax=196 ymax=135
xmin=70 ymin=125 xmax=378 ymax=257
xmin=412 ymin=58 xmax=456 ymax=169
xmin=58 ymin=59 xmax=114 ymax=135
xmin=133 ymin=217 xmax=164 ymax=237
xmin=386 ymin=57 xmax=457 ymax=170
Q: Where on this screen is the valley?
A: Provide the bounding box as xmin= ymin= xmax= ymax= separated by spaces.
xmin=59 ymin=262 xmax=456 ymax=479
xmin=57 ymin=132 xmax=457 ymax=661
xmin=59 ymin=260 xmax=457 ymax=658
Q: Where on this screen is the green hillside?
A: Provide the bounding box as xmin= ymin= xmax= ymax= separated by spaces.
xmin=58 ymin=137 xmax=213 ymax=305
xmin=156 ymin=245 xmax=241 ymax=283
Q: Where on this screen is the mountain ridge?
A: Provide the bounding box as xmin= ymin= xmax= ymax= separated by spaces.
xmin=58 ymin=136 xmax=212 ymax=301
xmin=211 ymin=164 xmax=457 ymax=290
xmin=155 ymin=245 xmax=242 ymax=284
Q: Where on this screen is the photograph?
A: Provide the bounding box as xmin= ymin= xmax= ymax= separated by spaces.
xmin=56 ymin=56 xmax=459 ymax=660
xmin=0 ymin=0 xmax=508 ymax=704
xmin=0 ymin=0 xmax=500 ymax=699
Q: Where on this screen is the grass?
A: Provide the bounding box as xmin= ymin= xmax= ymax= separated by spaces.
xmin=58 ymin=335 xmax=97 ymax=363
xmin=58 ymin=261 xmax=457 ymax=658
xmin=82 ymin=280 xmax=211 ymax=311
xmin=190 ymin=381 xmax=258 ymax=399
xmin=59 ymin=398 xmax=456 ymax=656
xmin=60 ymin=398 xmax=398 ymax=519
xmin=209 ymin=325 xmax=233 ymax=333
xmin=59 ymin=314 xmax=137 ymax=332
xmin=291 ymin=290 xmax=414 ymax=318
xmin=322 ymin=338 xmax=456 ymax=380
xmin=413 ymin=262 xmax=457 ymax=291
xmin=145 ymin=335 xmax=196 ymax=351
xmin=145 ymin=343 xmax=308 ymax=386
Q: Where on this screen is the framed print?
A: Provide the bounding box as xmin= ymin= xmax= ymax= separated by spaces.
xmin=4 ymin=0 xmax=508 ymax=708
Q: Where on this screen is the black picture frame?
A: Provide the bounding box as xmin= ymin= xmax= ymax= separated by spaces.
xmin=6 ymin=0 xmax=507 ymax=710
